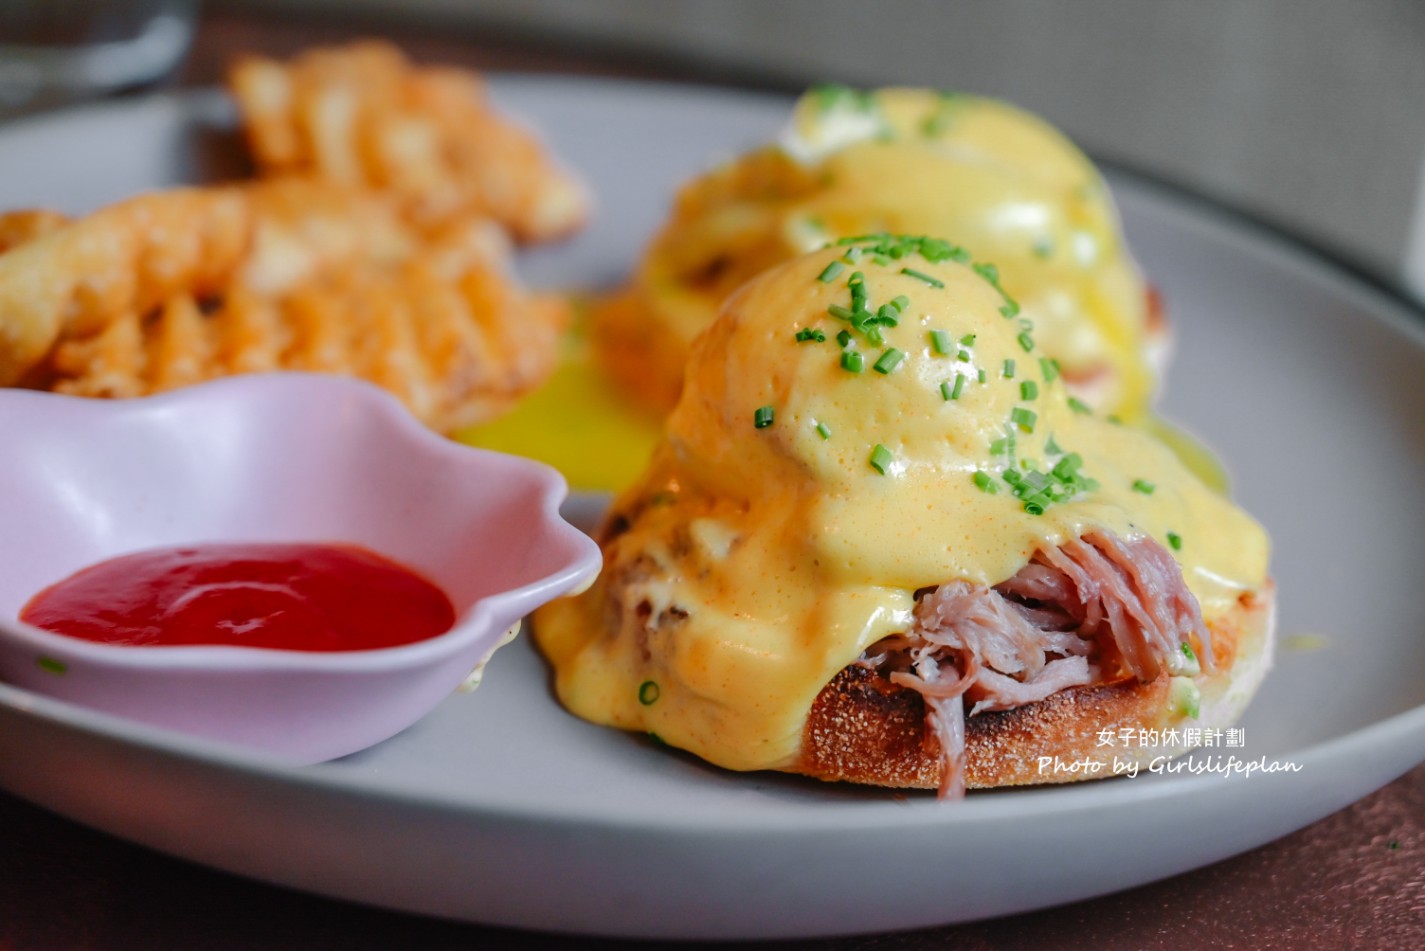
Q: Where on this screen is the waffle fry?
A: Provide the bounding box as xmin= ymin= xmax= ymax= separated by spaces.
xmin=0 ymin=210 xmax=69 ymax=253
xmin=0 ymin=180 xmax=567 ymax=432
xmin=230 ymin=42 xmax=588 ymax=243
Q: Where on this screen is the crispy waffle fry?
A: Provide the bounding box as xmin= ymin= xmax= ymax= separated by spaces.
xmin=0 ymin=210 xmax=69 ymax=253
xmin=0 ymin=188 xmax=251 ymax=387
xmin=0 ymin=180 xmax=567 ymax=432
xmin=230 ymin=42 xmax=588 ymax=243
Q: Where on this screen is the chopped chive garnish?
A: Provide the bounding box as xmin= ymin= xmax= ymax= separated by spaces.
xmin=848 ymin=269 xmax=865 ymax=286
xmin=1132 ymin=479 xmax=1156 ymax=495
xmin=891 ymin=294 xmax=910 ymax=311
xmin=815 ymin=421 xmax=832 ymax=440
xmin=1003 ymin=359 xmax=1016 ymax=379
xmin=828 ymin=304 xmax=855 ymax=321
xmin=901 ymin=267 xmax=944 ymax=288
xmin=1107 ymin=414 xmax=1123 ymax=425
xmin=939 ymin=380 xmax=953 ymax=401
xmin=959 ymin=333 xmax=976 ymax=346
xmin=873 ymin=348 xmax=906 ymax=374
xmin=1182 ymin=642 xmax=1197 ymax=662
xmin=1167 ymin=532 xmax=1183 ymax=551
xmin=795 ymin=327 xmax=826 ymax=343
xmin=869 ymin=443 xmax=894 ymax=475
xmin=1024 ymin=500 xmax=1045 ymax=515
xmin=817 ymin=261 xmax=845 ymax=283
xmin=877 ymin=303 xmax=901 ymax=324
xmin=1020 ymin=381 xmax=1038 ymax=401
xmin=950 ymin=374 xmax=966 ymax=400
xmin=957 ymin=349 xmax=971 ymax=362
xmin=1017 ymin=332 xmax=1035 ymax=352
xmin=1045 ymin=435 xmax=1064 ymax=455
xmin=753 ymin=405 xmax=775 ymax=429
xmin=1050 ymin=453 xmax=1083 ymax=480
xmin=37 ymin=656 xmax=67 ymax=676
xmin=973 ymin=470 xmax=998 ymax=494
xmin=841 ymin=351 xmax=865 ymax=373
xmin=1040 ymin=357 xmax=1059 ymax=382
xmin=929 ymin=329 xmax=952 ymax=354
xmin=989 ymin=436 xmax=1012 ymax=455
xmin=837 ymin=329 xmax=852 ymax=347
xmin=638 ymin=680 xmax=660 ymax=705
xmin=1011 ymin=407 xmax=1038 ymax=432
xmin=863 ymin=324 xmax=885 ymax=346
xmin=977 ymin=368 xmax=987 ymax=383
xmin=1067 ymin=397 xmax=1092 ymax=414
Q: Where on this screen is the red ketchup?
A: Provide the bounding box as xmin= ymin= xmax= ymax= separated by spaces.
xmin=20 ymin=543 xmax=456 ymax=651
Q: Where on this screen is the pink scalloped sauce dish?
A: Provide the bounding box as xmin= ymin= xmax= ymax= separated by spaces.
xmin=0 ymin=374 xmax=601 ymax=763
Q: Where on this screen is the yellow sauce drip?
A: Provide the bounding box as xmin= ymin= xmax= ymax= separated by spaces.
xmin=458 ymin=306 xmax=662 ymax=492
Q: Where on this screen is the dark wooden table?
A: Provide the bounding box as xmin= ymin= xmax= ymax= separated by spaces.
xmin=1 ymin=9 xmax=1422 ymax=949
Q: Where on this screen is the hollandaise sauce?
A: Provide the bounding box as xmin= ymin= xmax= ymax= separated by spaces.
xmin=536 ymin=235 xmax=1268 ymax=773
xmin=609 ymin=86 xmax=1160 ymax=422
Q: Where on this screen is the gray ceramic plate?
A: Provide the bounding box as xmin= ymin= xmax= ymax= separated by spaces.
xmin=0 ymin=78 xmax=1422 ymax=941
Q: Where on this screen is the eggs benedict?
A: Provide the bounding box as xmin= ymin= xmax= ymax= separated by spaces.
xmin=536 ymin=234 xmax=1273 ymax=797
xmin=594 ymin=86 xmax=1165 ymax=423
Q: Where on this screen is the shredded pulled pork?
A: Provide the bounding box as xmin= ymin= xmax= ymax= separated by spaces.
xmin=862 ymin=532 xmax=1211 ymax=799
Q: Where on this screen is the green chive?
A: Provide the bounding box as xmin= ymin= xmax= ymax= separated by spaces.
xmin=1003 ymin=359 xmax=1016 ymax=379
xmin=973 ymin=471 xmax=998 ymax=494
xmin=1045 ymin=435 xmax=1064 ymax=455
xmin=1167 ymin=531 xmax=1183 ymax=551
xmin=901 ymin=267 xmax=944 ymax=288
xmin=869 ymin=444 xmax=894 ymax=475
xmin=929 ymin=329 xmax=952 ymax=355
xmin=950 ymin=374 xmax=966 ymax=400
xmin=873 ymin=348 xmax=906 ymax=374
xmin=1024 ymin=500 xmax=1045 ymax=515
xmin=959 ymin=333 xmax=976 ymax=346
xmin=1132 ymin=479 xmax=1156 ymax=495
xmin=837 ymin=329 xmax=852 ymax=347
xmin=37 ymin=656 xmax=67 ymax=676
xmin=753 ymin=405 xmax=775 ymax=429
xmin=977 ymin=368 xmax=987 ymax=383
xmin=891 ymin=294 xmax=910 ymax=311
xmin=841 ymin=351 xmax=864 ymax=373
xmin=1017 ymin=332 xmax=1034 ymax=352
xmin=815 ymin=421 xmax=832 ymax=440
xmin=817 ymin=260 xmax=845 ymax=283
xmin=877 ymin=303 xmax=900 ymax=324
xmin=957 ymin=349 xmax=971 ymax=362
xmin=1000 ymin=301 xmax=1021 ymax=318
xmin=1020 ymin=381 xmax=1038 ymax=401
xmin=1067 ymin=397 xmax=1092 ymax=414
xmin=828 ymin=304 xmax=855 ymax=321
xmin=795 ymin=327 xmax=826 ymax=343
xmin=1011 ymin=407 xmax=1037 ymax=432
xmin=939 ymin=381 xmax=953 ymax=401
xmin=638 ymin=680 xmax=661 ymax=705
xmin=973 ymin=262 xmax=999 ymax=283
xmin=1182 ymin=642 xmax=1197 ymax=662
xmin=1040 ymin=357 xmax=1059 ymax=381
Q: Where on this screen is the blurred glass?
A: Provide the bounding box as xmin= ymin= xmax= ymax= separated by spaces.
xmin=0 ymin=0 xmax=198 ymax=116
